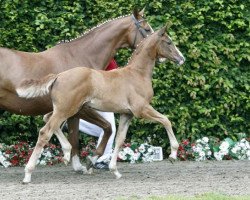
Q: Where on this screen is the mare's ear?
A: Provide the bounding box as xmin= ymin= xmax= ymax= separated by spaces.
xmin=133 ymin=8 xmax=140 ymax=19
xmin=158 ymin=26 xmax=167 ymax=36
xmin=133 ymin=7 xmax=145 ymax=19
xmin=139 ymin=7 xmax=145 ymax=17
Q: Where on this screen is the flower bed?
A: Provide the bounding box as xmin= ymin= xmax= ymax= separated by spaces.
xmin=1 ymin=136 xmax=249 ymax=167
xmin=117 ymin=143 xmax=163 ymax=163
xmin=178 ymin=137 xmax=250 ymax=161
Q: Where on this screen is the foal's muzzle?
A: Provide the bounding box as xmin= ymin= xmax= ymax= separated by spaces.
xmin=177 ymin=57 xmax=185 ymax=65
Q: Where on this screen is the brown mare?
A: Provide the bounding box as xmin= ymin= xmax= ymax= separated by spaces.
xmin=17 ymin=25 xmax=185 ymax=183
xmin=0 ymin=9 xmax=154 ymax=172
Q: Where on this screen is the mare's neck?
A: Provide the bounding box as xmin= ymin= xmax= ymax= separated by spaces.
xmin=52 ymin=16 xmax=131 ymax=69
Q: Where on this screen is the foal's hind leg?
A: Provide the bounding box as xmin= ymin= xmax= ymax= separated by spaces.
xmin=139 ymin=104 xmax=179 ymax=160
xmin=43 ymin=113 xmax=72 ymax=165
xmin=23 ymin=113 xmax=66 ymax=184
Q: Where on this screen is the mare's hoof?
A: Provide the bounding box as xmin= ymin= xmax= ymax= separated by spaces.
xmin=168 ymin=157 xmax=177 ymax=164
xmin=22 ymin=179 xmax=31 ymax=184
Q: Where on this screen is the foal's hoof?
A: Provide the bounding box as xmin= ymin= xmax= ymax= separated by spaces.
xmin=87 ymin=168 xmax=93 ymax=174
xmin=63 ymin=158 xmax=69 ymax=166
xmin=112 ymin=171 xmax=122 ymax=179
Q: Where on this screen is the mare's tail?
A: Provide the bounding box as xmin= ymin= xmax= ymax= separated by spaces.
xmin=16 ymin=74 xmax=58 ymax=98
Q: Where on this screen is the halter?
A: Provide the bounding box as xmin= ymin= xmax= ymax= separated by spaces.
xmin=131 ymin=14 xmax=149 ymax=48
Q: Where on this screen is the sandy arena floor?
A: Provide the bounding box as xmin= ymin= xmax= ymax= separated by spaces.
xmin=0 ymin=160 xmax=249 ymax=199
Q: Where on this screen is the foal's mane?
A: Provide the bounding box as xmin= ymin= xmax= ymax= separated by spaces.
xmin=57 ymin=14 xmax=130 ymax=45
xmin=127 ymin=34 xmax=151 ymax=65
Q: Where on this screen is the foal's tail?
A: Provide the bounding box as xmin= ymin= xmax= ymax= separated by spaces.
xmin=16 ymin=74 xmax=58 ymax=98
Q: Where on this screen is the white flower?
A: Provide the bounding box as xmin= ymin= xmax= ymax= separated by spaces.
xmin=245 ymin=142 xmax=250 ymax=149
xmin=135 ymin=152 xmax=141 ymax=160
xmin=0 ymin=153 xmax=11 ymax=168
xmin=39 ymin=160 xmax=46 ymax=165
xmin=199 ymin=151 xmax=205 ymax=157
xmin=44 ymin=151 xmax=52 ymax=158
xmin=202 ymin=137 xmax=209 ymax=143
xmin=231 ymin=147 xmax=237 ymax=154
xmin=139 ymin=144 xmax=146 ymax=153
xmin=241 ymin=139 xmax=246 ymax=143
xmin=205 ymin=146 xmax=210 ymax=150
xmin=246 ymin=150 xmax=250 ymax=157
xmin=118 ymin=151 xmax=127 ymax=160
xmin=239 ymin=142 xmax=246 ymax=149
xmin=214 ymin=152 xmax=223 ymax=161
xmin=219 ymin=141 xmax=230 ymax=151
xmin=207 ymin=151 xmax=212 ymax=156
xmin=123 ymin=147 xmax=129 ymax=154
xmin=147 ymin=147 xmax=153 ymax=153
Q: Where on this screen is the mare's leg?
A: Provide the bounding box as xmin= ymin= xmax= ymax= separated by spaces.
xmin=75 ymin=107 xmax=113 ymax=169
xmin=109 ymin=114 xmax=133 ymax=179
xmin=96 ymin=112 xmax=116 ymax=161
xmin=23 ymin=112 xmax=66 ymax=183
xmin=139 ymin=105 xmax=179 ymax=160
xmin=67 ymin=116 xmax=85 ymax=172
xmin=43 ymin=113 xmax=72 ymax=164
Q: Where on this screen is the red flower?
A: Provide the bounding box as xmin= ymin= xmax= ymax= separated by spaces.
xmin=10 ymin=155 xmax=19 ymax=166
xmin=5 ymin=150 xmax=11 ymax=154
xmin=80 ymin=151 xmax=89 ymax=158
xmin=123 ymin=143 xmax=131 ymax=147
xmin=182 ymin=140 xmax=189 ymax=145
xmin=178 ymin=145 xmax=184 ymax=151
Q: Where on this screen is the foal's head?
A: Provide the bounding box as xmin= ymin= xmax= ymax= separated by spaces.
xmin=156 ymin=25 xmax=185 ymax=65
xmin=127 ymin=8 xmax=154 ymax=48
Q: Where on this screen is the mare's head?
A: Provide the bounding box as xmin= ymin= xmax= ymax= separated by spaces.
xmin=155 ymin=25 xmax=185 ymax=65
xmin=126 ymin=8 xmax=154 ymax=48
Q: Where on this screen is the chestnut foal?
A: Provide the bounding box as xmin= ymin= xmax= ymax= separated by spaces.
xmin=0 ymin=9 xmax=153 ymax=172
xmin=17 ymin=25 xmax=185 ymax=183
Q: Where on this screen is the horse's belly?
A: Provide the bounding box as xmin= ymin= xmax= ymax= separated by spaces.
xmin=86 ymin=99 xmax=130 ymax=113
xmin=0 ymin=91 xmax=53 ymax=116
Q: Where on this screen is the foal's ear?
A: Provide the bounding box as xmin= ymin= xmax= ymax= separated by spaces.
xmin=165 ymin=21 xmax=173 ymax=30
xmin=158 ymin=26 xmax=167 ymax=36
xmin=158 ymin=21 xmax=172 ymax=36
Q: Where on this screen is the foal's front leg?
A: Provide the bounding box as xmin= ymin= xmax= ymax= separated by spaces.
xmin=109 ymin=114 xmax=133 ymax=179
xmin=139 ymin=104 xmax=179 ymax=160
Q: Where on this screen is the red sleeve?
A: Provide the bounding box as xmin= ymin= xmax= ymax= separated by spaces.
xmin=105 ymin=59 xmax=118 ymax=71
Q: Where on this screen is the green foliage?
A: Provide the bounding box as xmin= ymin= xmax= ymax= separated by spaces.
xmin=0 ymin=1 xmax=249 ymax=153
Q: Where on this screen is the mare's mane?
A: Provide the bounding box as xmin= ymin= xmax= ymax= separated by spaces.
xmin=57 ymin=14 xmax=130 ymax=45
